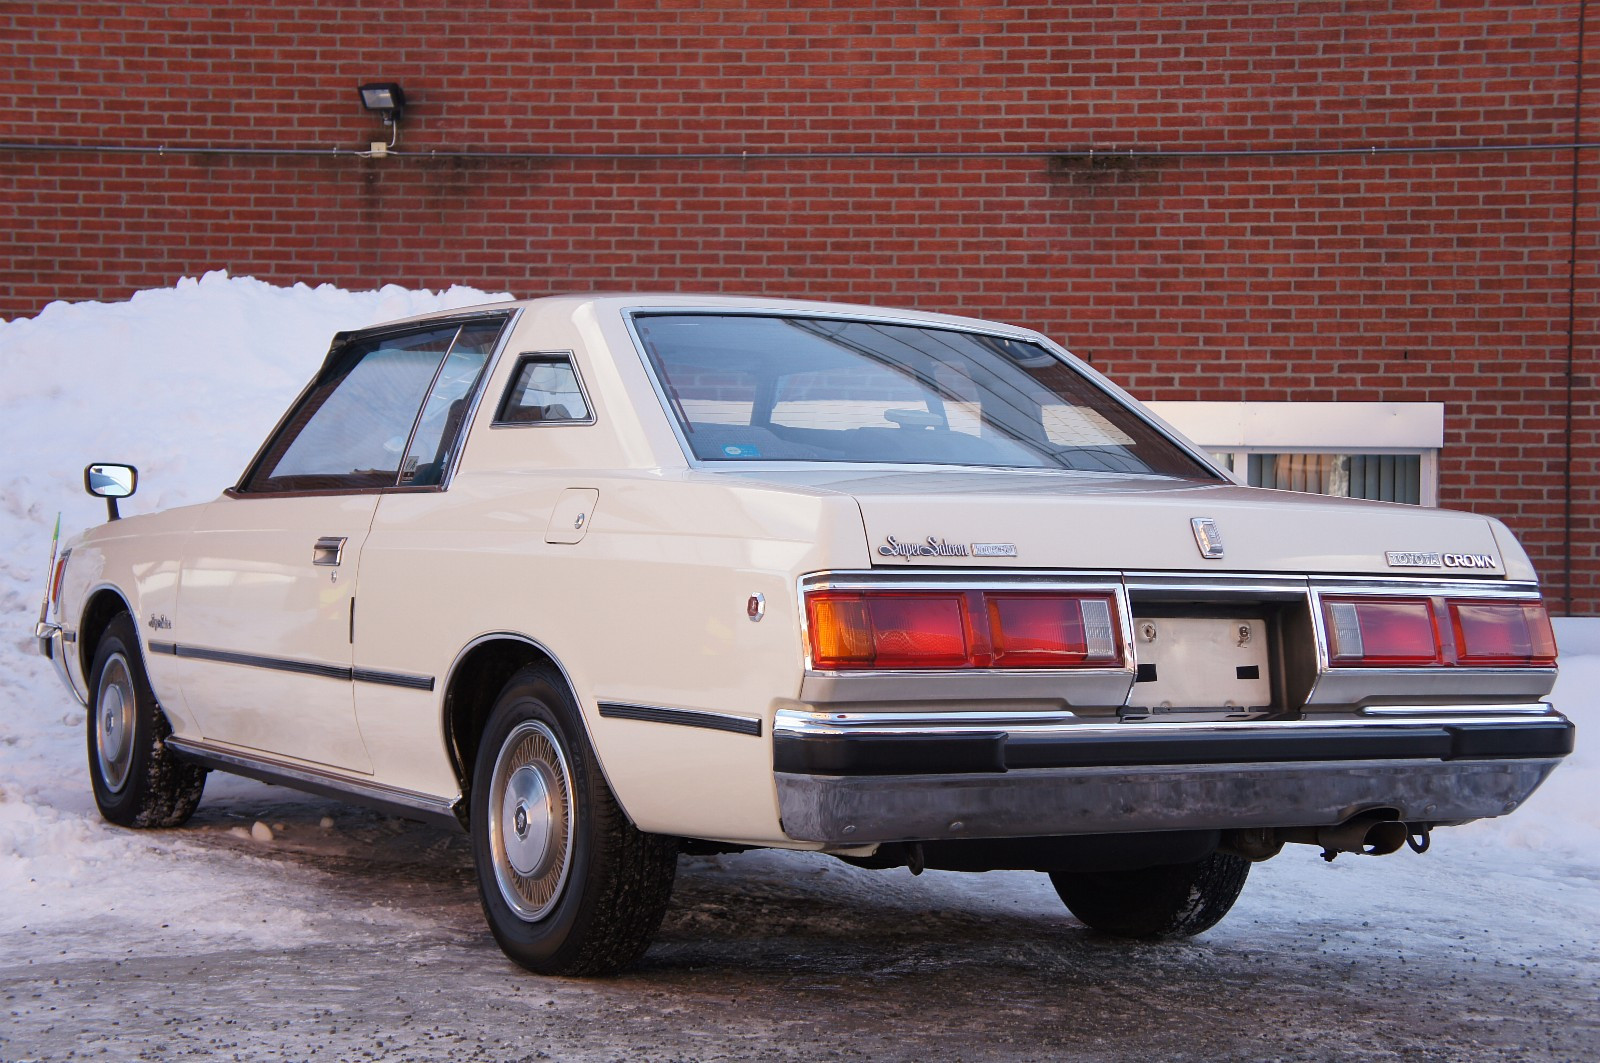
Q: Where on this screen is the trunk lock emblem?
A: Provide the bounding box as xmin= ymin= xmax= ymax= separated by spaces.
xmin=1191 ymin=517 xmax=1225 ymax=559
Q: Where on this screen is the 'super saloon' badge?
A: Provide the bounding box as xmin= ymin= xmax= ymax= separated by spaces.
xmin=879 ymin=535 xmax=970 ymax=559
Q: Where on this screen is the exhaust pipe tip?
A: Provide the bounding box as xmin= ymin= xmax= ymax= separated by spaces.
xmin=1316 ymin=814 xmax=1408 ymax=858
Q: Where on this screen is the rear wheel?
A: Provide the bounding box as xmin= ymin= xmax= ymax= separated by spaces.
xmin=469 ymin=666 xmax=677 ymax=975
xmin=87 ymin=613 xmax=207 ymax=827
xmin=1049 ymin=852 xmax=1250 ymax=939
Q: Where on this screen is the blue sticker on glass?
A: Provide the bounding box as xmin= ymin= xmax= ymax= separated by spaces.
xmin=722 ymin=444 xmax=761 ymax=458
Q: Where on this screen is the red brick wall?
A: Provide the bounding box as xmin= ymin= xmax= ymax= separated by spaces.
xmin=2 ymin=1 xmax=1595 ymax=610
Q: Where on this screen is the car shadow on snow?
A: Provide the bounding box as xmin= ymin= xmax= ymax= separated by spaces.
xmin=184 ymin=780 xmax=1236 ymax=981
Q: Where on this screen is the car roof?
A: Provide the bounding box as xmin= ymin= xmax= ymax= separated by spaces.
xmin=364 ymin=292 xmax=1045 ymax=341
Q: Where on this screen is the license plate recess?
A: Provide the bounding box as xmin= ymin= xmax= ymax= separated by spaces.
xmin=1126 ymin=616 xmax=1271 ymax=711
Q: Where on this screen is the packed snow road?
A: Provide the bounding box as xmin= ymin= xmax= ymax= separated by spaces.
xmin=4 ymin=772 xmax=1598 ymax=1062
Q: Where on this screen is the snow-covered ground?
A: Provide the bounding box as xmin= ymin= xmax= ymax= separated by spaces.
xmin=1 ymin=277 xmax=1596 ymax=1061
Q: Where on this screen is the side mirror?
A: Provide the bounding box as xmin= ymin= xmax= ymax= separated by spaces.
xmin=84 ymin=463 xmax=137 ymax=521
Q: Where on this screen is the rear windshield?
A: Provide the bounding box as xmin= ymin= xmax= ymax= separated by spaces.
xmin=632 ymin=313 xmax=1217 ymax=479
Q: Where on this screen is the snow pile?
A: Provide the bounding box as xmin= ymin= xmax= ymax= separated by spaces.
xmin=0 ymin=273 xmax=511 ymax=959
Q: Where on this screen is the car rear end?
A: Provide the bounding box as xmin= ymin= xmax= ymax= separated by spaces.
xmin=617 ymin=297 xmax=1572 ymax=863
xmin=776 ymin=563 xmax=1568 ymax=856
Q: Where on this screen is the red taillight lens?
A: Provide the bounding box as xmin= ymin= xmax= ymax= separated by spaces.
xmin=1324 ymin=597 xmax=1442 ymax=666
xmin=1451 ymin=599 xmax=1557 ymax=666
xmin=806 ymin=590 xmax=1123 ymax=671
xmin=1324 ymin=594 xmax=1556 ymax=669
xmin=987 ymin=594 xmax=1120 ymax=667
xmin=861 ymin=595 xmax=970 ymax=668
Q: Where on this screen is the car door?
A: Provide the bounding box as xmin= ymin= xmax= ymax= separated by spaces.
xmin=172 ymin=319 xmax=501 ymax=771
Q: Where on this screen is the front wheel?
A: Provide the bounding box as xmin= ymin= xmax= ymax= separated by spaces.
xmin=469 ymin=666 xmax=677 ymax=975
xmin=87 ymin=613 xmax=207 ymax=828
xmin=1049 ymin=852 xmax=1250 ymax=939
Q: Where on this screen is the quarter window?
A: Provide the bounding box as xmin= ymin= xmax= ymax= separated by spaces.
xmin=495 ymin=354 xmax=592 ymax=424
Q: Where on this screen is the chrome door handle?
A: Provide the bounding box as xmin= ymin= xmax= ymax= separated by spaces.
xmin=312 ymin=536 xmax=348 ymax=566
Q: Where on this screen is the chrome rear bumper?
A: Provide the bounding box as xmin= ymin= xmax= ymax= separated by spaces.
xmin=773 ymin=706 xmax=1572 ymax=845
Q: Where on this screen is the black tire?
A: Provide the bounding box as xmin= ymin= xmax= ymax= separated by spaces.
xmin=1049 ymin=852 xmax=1250 ymax=939
xmin=86 ymin=613 xmax=207 ymax=828
xmin=469 ymin=665 xmax=677 ymax=976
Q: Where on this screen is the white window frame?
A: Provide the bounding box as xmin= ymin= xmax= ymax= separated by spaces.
xmin=1144 ymin=401 xmax=1443 ymax=507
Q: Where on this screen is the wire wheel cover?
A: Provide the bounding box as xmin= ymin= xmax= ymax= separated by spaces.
xmin=489 ymin=719 xmax=574 ymax=921
xmin=95 ymin=653 xmax=137 ymax=793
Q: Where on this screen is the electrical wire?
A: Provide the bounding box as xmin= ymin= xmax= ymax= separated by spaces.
xmin=0 ymin=139 xmax=1597 ymax=163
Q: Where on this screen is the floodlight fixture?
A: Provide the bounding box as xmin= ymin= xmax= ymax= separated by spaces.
xmin=358 ymin=82 xmax=406 ymax=124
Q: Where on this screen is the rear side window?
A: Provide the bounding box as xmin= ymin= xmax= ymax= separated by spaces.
xmin=240 ymin=317 xmax=507 ymax=493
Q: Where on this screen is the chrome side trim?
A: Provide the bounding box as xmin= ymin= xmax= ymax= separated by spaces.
xmin=165 ymin=737 xmax=462 ymax=830
xmin=597 ymin=702 xmax=762 ymax=737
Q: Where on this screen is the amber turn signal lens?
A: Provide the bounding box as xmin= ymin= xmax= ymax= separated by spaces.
xmin=806 ymin=595 xmax=875 ymax=667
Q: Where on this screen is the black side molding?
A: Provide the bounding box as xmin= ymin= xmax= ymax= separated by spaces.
xmin=598 ymin=702 xmax=762 ymax=737
xmin=146 ymin=641 xmax=434 ymax=691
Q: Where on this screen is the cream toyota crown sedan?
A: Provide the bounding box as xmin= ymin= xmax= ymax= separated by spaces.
xmin=36 ymin=295 xmax=1572 ymax=975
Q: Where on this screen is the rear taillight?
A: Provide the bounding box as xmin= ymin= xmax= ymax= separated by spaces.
xmin=1323 ymin=594 xmax=1555 ymax=668
xmin=1450 ymin=599 xmax=1557 ymax=666
xmin=1324 ymin=597 xmax=1442 ymax=666
xmin=806 ymin=590 xmax=1122 ymax=671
